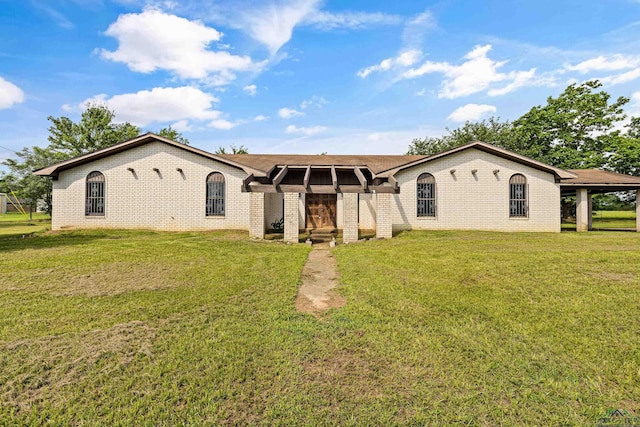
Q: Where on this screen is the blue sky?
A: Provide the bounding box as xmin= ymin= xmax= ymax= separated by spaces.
xmin=1 ymin=0 xmax=640 ymax=163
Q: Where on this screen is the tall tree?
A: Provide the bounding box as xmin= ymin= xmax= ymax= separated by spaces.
xmin=47 ymin=104 xmax=140 ymax=157
xmin=215 ymin=145 xmax=249 ymax=154
xmin=157 ymin=126 xmax=189 ymax=145
xmin=512 ymin=80 xmax=629 ymax=169
xmin=407 ymin=118 xmax=516 ymax=155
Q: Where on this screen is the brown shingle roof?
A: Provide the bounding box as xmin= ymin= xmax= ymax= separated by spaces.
xmin=217 ymin=154 xmax=426 ymax=175
xmin=563 ymin=169 xmax=640 ymax=185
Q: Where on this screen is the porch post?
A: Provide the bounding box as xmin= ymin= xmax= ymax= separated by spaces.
xmin=576 ymin=188 xmax=589 ymax=232
xmin=376 ymin=193 xmax=393 ymax=239
xmin=343 ymin=193 xmax=358 ymax=243
xmin=284 ymin=192 xmax=299 ymax=243
xmin=249 ymin=192 xmax=265 ymax=239
xmin=636 ymin=190 xmax=640 ymax=233
xmin=588 ymin=193 xmax=593 ymax=231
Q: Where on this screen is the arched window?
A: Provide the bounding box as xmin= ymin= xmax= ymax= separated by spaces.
xmin=85 ymin=171 xmax=105 ymax=216
xmin=206 ymin=172 xmax=225 ymax=216
xmin=509 ymin=174 xmax=528 ymax=218
xmin=417 ymin=173 xmax=436 ymax=217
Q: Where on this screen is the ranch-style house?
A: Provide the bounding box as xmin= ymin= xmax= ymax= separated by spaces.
xmin=35 ymin=133 xmax=640 ymax=242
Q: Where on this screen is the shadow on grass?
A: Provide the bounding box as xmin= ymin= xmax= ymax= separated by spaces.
xmin=0 ymin=230 xmax=118 ymax=253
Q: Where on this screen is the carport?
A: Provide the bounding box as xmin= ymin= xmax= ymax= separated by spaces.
xmin=561 ymin=169 xmax=640 ymax=232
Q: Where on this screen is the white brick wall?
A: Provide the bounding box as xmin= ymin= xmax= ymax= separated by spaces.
xmin=342 ymin=193 xmax=358 ymax=242
xmin=51 ymin=143 xmax=562 ymax=235
xmin=249 ymin=192 xmax=265 ymax=238
xmin=283 ymin=192 xmax=299 ymax=243
xmin=391 ymin=148 xmax=561 ymax=232
xmin=52 ymin=141 xmax=250 ymax=231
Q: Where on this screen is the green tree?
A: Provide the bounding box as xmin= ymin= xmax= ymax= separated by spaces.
xmin=47 ymin=104 xmax=140 ymax=157
xmin=604 ymin=117 xmax=640 ymax=176
xmin=157 ymin=126 xmax=189 ymax=145
xmin=407 ymin=118 xmax=516 ymax=155
xmin=215 ymin=145 xmax=249 ymax=154
xmin=512 ymin=80 xmax=629 ymax=169
xmin=0 ymin=146 xmax=58 ymax=217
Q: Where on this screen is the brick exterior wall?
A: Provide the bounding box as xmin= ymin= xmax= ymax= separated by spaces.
xmin=51 ymin=141 xmax=250 ymax=231
xmin=392 ymin=148 xmax=561 ymax=232
xmin=283 ymin=192 xmax=299 ymax=243
xmin=376 ymin=193 xmax=393 ymax=238
xmin=342 ymin=193 xmax=359 ymax=243
xmin=249 ymin=192 xmax=265 ymax=238
xmin=51 ymin=143 xmax=565 ymax=236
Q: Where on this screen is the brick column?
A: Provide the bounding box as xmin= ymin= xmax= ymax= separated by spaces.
xmin=376 ymin=192 xmax=393 ymax=239
xmin=576 ymin=188 xmax=589 ymax=232
xmin=249 ymin=192 xmax=265 ymax=239
xmin=343 ymin=193 xmax=358 ymax=243
xmin=284 ymin=192 xmax=299 ymax=243
xmin=636 ymin=190 xmax=640 ymax=233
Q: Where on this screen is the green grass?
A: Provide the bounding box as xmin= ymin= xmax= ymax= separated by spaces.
xmin=0 ymin=213 xmax=51 ymax=236
xmin=562 ymin=210 xmax=637 ymax=230
xmin=1 ymin=229 xmax=639 ymax=425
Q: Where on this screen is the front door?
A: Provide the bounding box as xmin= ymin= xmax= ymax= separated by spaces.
xmin=305 ymin=194 xmax=337 ymax=229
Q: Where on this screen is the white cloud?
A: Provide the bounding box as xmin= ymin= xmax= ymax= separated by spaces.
xmin=241 ymin=0 xmax=320 ymax=55
xmin=278 ymin=107 xmax=304 ymax=119
xmin=237 ymin=0 xmax=401 ymax=55
xmin=598 ymin=68 xmax=640 ymax=85
xmin=300 ymin=95 xmax=327 ymax=109
xmin=99 ymin=8 xmax=259 ymax=84
xmin=402 ymin=44 xmax=540 ymax=98
xmin=254 ymin=115 xmax=269 ymax=121
xmin=209 ymin=119 xmax=235 ymax=130
xmin=447 ymin=104 xmax=497 ymax=122
xmin=82 ymin=86 xmax=221 ymax=126
xmin=285 ymin=124 xmax=327 ymax=135
xmin=357 ymin=49 xmax=422 ymax=78
xmin=565 ymin=54 xmax=640 ymax=73
xmin=402 ymin=10 xmax=436 ymax=49
xmin=629 ymin=92 xmax=640 ymax=116
xmin=171 ymin=119 xmax=192 ymax=132
xmin=0 ymin=77 xmax=25 ymax=109
xmin=243 ymin=84 xmax=257 ymax=95
xmin=303 ymin=10 xmax=402 ymax=30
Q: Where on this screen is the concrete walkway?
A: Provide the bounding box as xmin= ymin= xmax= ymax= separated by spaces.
xmin=295 ymin=243 xmax=345 ymax=315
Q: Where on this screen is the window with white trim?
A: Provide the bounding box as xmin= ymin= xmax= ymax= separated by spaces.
xmin=85 ymin=171 xmax=105 ymax=216
xmin=417 ymin=173 xmax=436 ymax=217
xmin=206 ymin=172 xmax=225 ymax=216
xmin=509 ymin=174 xmax=528 ymax=218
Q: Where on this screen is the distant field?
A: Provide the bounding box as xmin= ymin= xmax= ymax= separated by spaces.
xmin=562 ymin=209 xmax=636 ymax=230
xmin=1 ymin=229 xmax=639 ymax=425
xmin=0 ymin=213 xmax=50 ymax=235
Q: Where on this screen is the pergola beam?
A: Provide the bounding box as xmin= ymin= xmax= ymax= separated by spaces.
xmin=242 ymin=173 xmax=254 ymax=191
xmin=354 ymin=166 xmax=368 ymax=191
xmin=331 ymin=165 xmax=338 ymax=191
xmin=303 ymin=165 xmax=311 ymax=189
xmin=272 ymin=165 xmax=288 ymax=188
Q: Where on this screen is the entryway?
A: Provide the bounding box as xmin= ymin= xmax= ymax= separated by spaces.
xmin=305 ymin=194 xmax=337 ymax=229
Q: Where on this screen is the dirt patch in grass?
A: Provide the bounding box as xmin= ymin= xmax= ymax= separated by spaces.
xmin=295 ymin=246 xmax=345 ymax=316
xmin=6 ymin=262 xmax=180 ymax=296
xmin=0 ymin=321 xmax=155 ymax=411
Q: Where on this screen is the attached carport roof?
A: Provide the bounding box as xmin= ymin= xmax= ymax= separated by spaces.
xmin=561 ymin=169 xmax=640 ymax=195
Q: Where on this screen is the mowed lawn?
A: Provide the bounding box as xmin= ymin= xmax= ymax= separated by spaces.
xmin=1 ymin=229 xmax=639 ymax=425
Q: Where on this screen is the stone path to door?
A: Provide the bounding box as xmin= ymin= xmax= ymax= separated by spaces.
xmin=295 ymin=243 xmax=345 ymax=316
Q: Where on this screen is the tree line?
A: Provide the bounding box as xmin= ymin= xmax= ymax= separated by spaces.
xmin=408 ymin=80 xmax=640 ymax=177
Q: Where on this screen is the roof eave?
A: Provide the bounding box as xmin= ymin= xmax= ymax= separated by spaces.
xmin=32 ymin=132 xmax=263 ymax=178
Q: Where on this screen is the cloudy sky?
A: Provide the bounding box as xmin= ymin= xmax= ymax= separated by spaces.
xmin=1 ymin=0 xmax=640 ymax=163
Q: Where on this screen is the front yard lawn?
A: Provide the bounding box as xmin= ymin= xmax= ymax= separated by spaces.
xmin=1 ymin=229 xmax=639 ymax=425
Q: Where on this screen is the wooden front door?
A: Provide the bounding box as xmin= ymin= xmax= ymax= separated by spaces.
xmin=305 ymin=194 xmax=337 ymax=229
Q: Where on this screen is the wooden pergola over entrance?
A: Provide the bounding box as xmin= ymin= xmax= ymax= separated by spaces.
xmin=560 ymin=169 xmax=640 ymax=232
